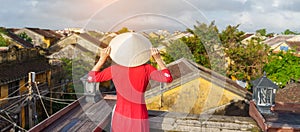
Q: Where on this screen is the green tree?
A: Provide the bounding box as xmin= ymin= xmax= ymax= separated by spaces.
xmin=0 ymin=27 xmax=7 ymax=34
xmin=61 ymin=58 xmax=73 ymax=80
xmin=255 ymin=28 xmax=274 ymax=37
xmin=149 ymin=35 xmax=165 ymax=48
xmin=116 ymin=27 xmax=130 ymax=34
xmin=281 ymin=29 xmax=299 ymax=35
xmin=256 ymin=28 xmax=267 ymax=36
xmin=219 ymin=24 xmax=245 ymax=48
xmin=220 ymin=25 xmax=269 ymax=82
xmin=60 ymin=58 xmax=91 ymax=81
xmin=18 ymin=32 xmax=33 ymax=43
xmin=191 ymin=21 xmax=228 ymax=74
xmin=159 ymin=21 xmax=225 ymax=74
xmin=160 ymin=23 xmax=211 ymax=68
xmin=264 ymin=50 xmax=300 ymax=88
xmin=0 ymin=34 xmax=10 ymax=47
xmin=162 ymin=39 xmax=194 ymax=64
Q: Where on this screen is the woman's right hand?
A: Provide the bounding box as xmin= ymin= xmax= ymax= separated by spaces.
xmin=92 ymin=46 xmax=111 ymax=71
xmin=100 ymin=46 xmax=111 ymax=61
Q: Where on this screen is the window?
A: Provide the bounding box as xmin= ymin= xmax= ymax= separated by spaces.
xmin=258 ymin=87 xmax=273 ymax=106
xmin=8 ymin=81 xmax=20 ymax=97
xmin=280 ymin=46 xmax=289 ymax=51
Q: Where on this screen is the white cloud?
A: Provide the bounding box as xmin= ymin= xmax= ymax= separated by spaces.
xmin=30 ymin=0 xmax=39 ymax=7
xmin=236 ymin=12 xmax=253 ymax=25
xmin=233 ymin=0 xmax=248 ymax=4
xmin=1 ymin=0 xmax=300 ymax=33
xmin=272 ymin=0 xmax=280 ymax=7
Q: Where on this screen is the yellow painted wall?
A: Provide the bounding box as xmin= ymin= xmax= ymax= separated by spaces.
xmin=0 ymin=85 xmax=9 ymax=105
xmin=47 ymin=71 xmax=51 ymax=86
xmin=43 ymin=38 xmax=51 ymax=48
xmin=12 ymin=43 xmax=24 ymax=49
xmin=19 ymin=79 xmax=27 ymax=94
xmin=36 ymin=73 xmax=47 ymax=83
xmin=148 ymin=33 xmax=159 ymax=38
xmin=146 ymin=78 xmax=243 ymax=114
xmin=21 ymin=107 xmax=25 ymax=128
xmin=0 ymin=85 xmax=8 ymax=98
xmin=19 ymin=79 xmax=27 ymax=128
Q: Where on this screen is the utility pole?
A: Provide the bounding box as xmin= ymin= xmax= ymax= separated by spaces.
xmin=28 ymin=72 xmax=37 ymax=128
xmin=160 ymin=82 xmax=164 ymax=109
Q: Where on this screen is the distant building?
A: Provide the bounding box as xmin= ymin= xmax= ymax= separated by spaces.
xmin=48 ymin=33 xmax=107 ymax=61
xmin=241 ymin=33 xmax=272 ymax=46
xmin=241 ymin=33 xmax=255 ymax=44
xmin=2 ymin=30 xmax=34 ymax=49
xmin=99 ymin=32 xmax=117 ymax=46
xmin=148 ymin=32 xmax=160 ymax=38
xmin=14 ymin=28 xmax=63 ymax=49
xmin=64 ymin=28 xmax=85 ymax=33
xmin=263 ymin=35 xmax=295 ymax=52
xmin=286 ymin=35 xmax=300 ymax=54
xmin=166 ymin=31 xmax=194 ymax=41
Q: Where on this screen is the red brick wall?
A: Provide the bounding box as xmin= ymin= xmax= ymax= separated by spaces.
xmin=249 ymin=101 xmax=266 ymax=131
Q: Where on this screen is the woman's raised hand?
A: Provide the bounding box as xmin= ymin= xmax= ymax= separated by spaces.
xmin=151 ymin=48 xmax=161 ymax=60
xmin=151 ymin=48 xmax=167 ymax=69
xmin=100 ymin=46 xmax=111 ymax=61
xmin=92 ymin=46 xmax=111 ymax=71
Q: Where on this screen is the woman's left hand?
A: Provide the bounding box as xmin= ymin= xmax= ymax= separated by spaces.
xmin=151 ymin=48 xmax=161 ymax=60
xmin=151 ymin=48 xmax=167 ymax=69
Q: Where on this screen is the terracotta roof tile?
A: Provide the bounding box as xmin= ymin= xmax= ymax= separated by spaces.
xmin=26 ymin=28 xmax=62 ymax=39
xmin=241 ymin=33 xmax=254 ymax=40
xmin=0 ymin=58 xmax=51 ymax=85
xmin=6 ymin=31 xmax=34 ymax=48
xmin=286 ymin=41 xmax=300 ymax=52
xmin=264 ymin=35 xmax=294 ymax=46
xmin=276 ymin=83 xmax=300 ymax=103
xmin=78 ymin=33 xmax=107 ymax=48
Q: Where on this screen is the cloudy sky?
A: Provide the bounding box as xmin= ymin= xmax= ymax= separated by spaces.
xmin=0 ymin=0 xmax=300 ymax=33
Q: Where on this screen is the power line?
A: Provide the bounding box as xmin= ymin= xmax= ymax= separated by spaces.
xmin=34 ymin=82 xmax=49 ymax=118
xmin=50 ymin=83 xmax=68 ymax=90
xmin=10 ymin=82 xmax=28 ymax=91
xmin=0 ymin=114 xmax=28 ymax=132
xmin=3 ymin=97 xmax=28 ymax=110
xmin=0 ymin=94 xmax=29 ymax=102
xmin=40 ymin=96 xmax=76 ymax=102
xmin=4 ymin=111 xmax=13 ymax=122
xmin=3 ymin=82 xmax=28 ymax=99
xmin=101 ymin=91 xmax=116 ymax=94
xmin=5 ymin=96 xmax=30 ymax=113
xmin=41 ymin=97 xmax=71 ymax=105
xmin=49 ymin=91 xmax=85 ymax=95
xmin=48 ymin=79 xmax=83 ymax=91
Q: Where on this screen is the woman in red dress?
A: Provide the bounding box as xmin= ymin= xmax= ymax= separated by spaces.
xmin=88 ymin=33 xmax=173 ymax=132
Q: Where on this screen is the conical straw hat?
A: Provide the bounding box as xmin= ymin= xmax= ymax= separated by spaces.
xmin=109 ymin=32 xmax=152 ymax=67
